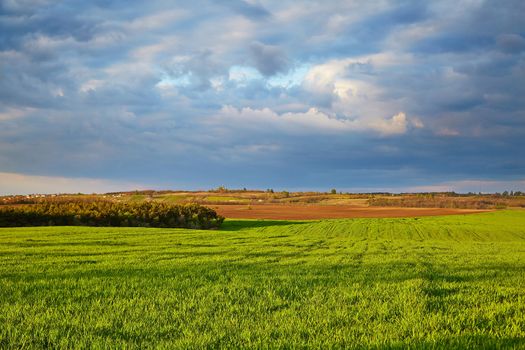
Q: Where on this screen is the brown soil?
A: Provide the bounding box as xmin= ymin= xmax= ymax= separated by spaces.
xmin=212 ymin=204 xmax=490 ymax=220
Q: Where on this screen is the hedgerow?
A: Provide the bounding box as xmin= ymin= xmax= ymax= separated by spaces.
xmin=0 ymin=201 xmax=224 ymax=229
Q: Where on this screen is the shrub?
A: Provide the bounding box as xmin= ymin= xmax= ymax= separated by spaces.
xmin=0 ymin=201 xmax=224 ymax=229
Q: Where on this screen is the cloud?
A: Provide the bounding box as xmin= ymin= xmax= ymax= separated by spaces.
xmin=163 ymin=50 xmax=226 ymax=90
xmin=225 ymin=0 xmax=271 ymax=20
xmin=436 ymin=128 xmax=460 ymax=136
xmin=0 ymin=107 xmax=33 ymax=121
xmin=249 ymin=41 xmax=289 ymax=76
xmin=370 ymin=112 xmax=408 ymax=135
xmin=211 ymin=105 xmax=356 ymax=134
xmin=210 ymin=106 xmax=420 ymax=136
xmin=497 ymin=34 xmax=525 ymax=54
xmin=0 ymin=0 xmax=524 ymax=192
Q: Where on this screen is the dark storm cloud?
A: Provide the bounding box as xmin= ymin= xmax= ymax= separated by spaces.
xmin=249 ymin=41 xmax=289 ymax=76
xmin=0 ymin=0 xmax=524 ymax=193
xmin=349 ymin=2 xmax=429 ymax=43
xmin=412 ymin=34 xmax=494 ymax=54
xmin=225 ymin=0 xmax=271 ymax=20
xmin=497 ymin=34 xmax=525 ymax=54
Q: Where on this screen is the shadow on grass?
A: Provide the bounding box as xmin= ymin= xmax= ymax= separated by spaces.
xmin=379 ymin=335 xmax=525 ymax=349
xmin=220 ymin=219 xmax=310 ymax=231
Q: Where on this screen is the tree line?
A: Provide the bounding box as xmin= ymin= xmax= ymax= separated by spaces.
xmin=0 ymin=201 xmax=224 ymax=229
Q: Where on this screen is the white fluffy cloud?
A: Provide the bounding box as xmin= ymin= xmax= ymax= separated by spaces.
xmin=210 ymin=105 xmax=420 ymax=135
xmin=300 ymin=55 xmax=424 ymax=135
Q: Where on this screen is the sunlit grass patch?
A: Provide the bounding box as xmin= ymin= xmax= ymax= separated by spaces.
xmin=0 ymin=210 xmax=524 ymax=348
xmin=205 ymin=196 xmax=250 ymax=203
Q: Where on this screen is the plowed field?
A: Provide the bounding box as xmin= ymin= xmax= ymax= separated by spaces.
xmin=213 ymin=204 xmax=489 ymax=219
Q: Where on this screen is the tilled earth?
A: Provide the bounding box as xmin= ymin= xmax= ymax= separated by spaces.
xmin=212 ymin=204 xmax=490 ymax=220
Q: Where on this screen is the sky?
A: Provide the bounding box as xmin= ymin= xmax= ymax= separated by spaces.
xmin=1 ymin=0 xmax=524 ymax=195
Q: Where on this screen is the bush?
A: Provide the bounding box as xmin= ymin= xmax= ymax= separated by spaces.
xmin=0 ymin=201 xmax=224 ymax=229
xmin=367 ymin=196 xmax=520 ymax=210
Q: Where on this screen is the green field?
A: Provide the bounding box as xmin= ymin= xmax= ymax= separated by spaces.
xmin=156 ymin=195 xmax=190 ymax=203
xmin=1 ymin=211 xmax=525 ymax=348
xmin=204 ymin=196 xmax=250 ymax=203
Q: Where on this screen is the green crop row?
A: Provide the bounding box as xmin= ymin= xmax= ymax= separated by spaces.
xmin=1 ymin=210 xmax=524 ymax=348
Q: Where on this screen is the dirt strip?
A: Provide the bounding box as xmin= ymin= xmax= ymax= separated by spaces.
xmin=212 ymin=204 xmax=491 ymax=220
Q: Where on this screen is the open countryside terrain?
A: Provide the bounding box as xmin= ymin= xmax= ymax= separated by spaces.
xmin=3 ymin=190 xmax=523 ymax=221
xmin=4 ymin=1 xmax=525 ymax=349
xmin=211 ymin=204 xmax=488 ymax=220
xmin=4 ymin=190 xmax=525 ymax=209
xmin=1 ymin=210 xmax=525 ymax=348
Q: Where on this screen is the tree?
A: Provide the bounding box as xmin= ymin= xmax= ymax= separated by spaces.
xmin=330 ymin=188 xmax=337 ymax=195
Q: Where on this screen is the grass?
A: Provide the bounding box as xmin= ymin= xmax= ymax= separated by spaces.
xmin=1 ymin=210 xmax=525 ymax=348
xmin=152 ymin=194 xmax=250 ymax=204
xmin=126 ymin=194 xmax=147 ymax=202
xmin=155 ymin=195 xmax=190 ymax=203
xmin=204 ymin=196 xmax=250 ymax=203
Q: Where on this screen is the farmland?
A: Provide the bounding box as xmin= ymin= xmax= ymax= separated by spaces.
xmin=3 ymin=189 xmax=525 ymax=210
xmin=211 ymin=204 xmax=488 ymax=220
xmin=1 ymin=210 xmax=525 ymax=348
